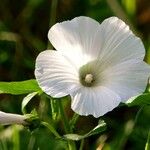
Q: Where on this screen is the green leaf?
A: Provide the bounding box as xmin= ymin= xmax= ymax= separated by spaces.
xmin=86 ymin=120 xmax=107 ymax=137
xmin=145 ymin=130 xmax=150 ymax=150
xmin=64 ymin=120 xmax=107 ymax=141
xmin=22 ymin=92 xmax=38 ymax=114
xmin=126 ymin=93 xmax=150 ymax=107
xmin=0 ymin=79 xmax=42 ymax=95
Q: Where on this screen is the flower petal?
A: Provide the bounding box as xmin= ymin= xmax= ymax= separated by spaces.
xmin=48 ymin=16 xmax=103 ymax=68
xmin=102 ymin=61 xmax=150 ymax=101
xmin=35 ymin=50 xmax=80 ymax=98
xmin=97 ymin=17 xmax=145 ymax=67
xmin=71 ymin=86 xmax=120 ymax=118
xmin=0 ymin=111 xmax=26 ymax=125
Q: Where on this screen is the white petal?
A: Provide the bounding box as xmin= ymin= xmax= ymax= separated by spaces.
xmin=102 ymin=61 xmax=150 ymax=101
xmin=35 ymin=50 xmax=80 ymax=98
xmin=0 ymin=111 xmax=26 ymax=125
xmin=97 ymin=17 xmax=145 ymax=67
xmin=48 ymin=16 xmax=103 ymax=67
xmin=71 ymin=86 xmax=121 ymax=118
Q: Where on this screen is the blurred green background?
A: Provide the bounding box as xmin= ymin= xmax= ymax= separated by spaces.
xmin=0 ymin=0 xmax=150 ymax=149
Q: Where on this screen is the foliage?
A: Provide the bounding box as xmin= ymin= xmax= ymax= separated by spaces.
xmin=0 ymin=80 xmax=41 ymax=95
xmin=0 ymin=0 xmax=150 ymax=150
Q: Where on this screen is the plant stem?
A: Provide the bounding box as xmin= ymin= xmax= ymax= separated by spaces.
xmin=41 ymin=121 xmax=61 ymax=138
xmin=12 ymin=125 xmax=20 ymax=150
xmin=70 ymin=113 xmax=79 ymax=131
xmin=49 ymin=0 xmax=58 ymax=27
xmin=79 ymin=139 xmax=84 ymax=150
xmin=27 ymin=134 xmax=35 ymax=150
xmin=50 ymin=98 xmax=59 ymax=121
xmin=48 ymin=0 xmax=59 ymax=122
xmin=47 ymin=1 xmax=76 ymax=149
xmin=58 ymin=100 xmax=70 ymax=133
xmin=58 ymin=100 xmax=76 ymax=150
xmin=47 ymin=0 xmax=58 ymax=49
xmin=68 ymin=140 xmax=76 ymax=150
xmin=145 ymin=129 xmax=150 ymax=150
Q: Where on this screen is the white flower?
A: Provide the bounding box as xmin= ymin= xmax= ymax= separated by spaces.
xmin=35 ymin=16 xmax=150 ymax=118
xmin=0 ymin=111 xmax=26 ymax=125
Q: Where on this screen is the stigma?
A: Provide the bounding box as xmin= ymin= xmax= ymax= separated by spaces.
xmin=85 ymin=74 xmax=93 ymax=84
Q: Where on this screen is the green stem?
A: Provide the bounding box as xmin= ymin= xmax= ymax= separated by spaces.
xmin=47 ymin=0 xmax=58 ymax=49
xmin=58 ymin=100 xmax=70 ymax=133
xmin=12 ymin=125 xmax=20 ymax=150
xmin=145 ymin=129 xmax=150 ymax=150
xmin=58 ymin=100 xmax=76 ymax=150
xmin=49 ymin=0 xmax=58 ymax=27
xmin=41 ymin=121 xmax=61 ymax=138
xmin=79 ymin=139 xmax=84 ymax=150
xmin=48 ymin=1 xmax=76 ymax=149
xmin=48 ymin=0 xmax=59 ymax=121
xmin=70 ymin=113 xmax=79 ymax=131
xmin=68 ymin=140 xmax=76 ymax=150
xmin=50 ymin=98 xmax=59 ymax=121
xmin=27 ymin=134 xmax=35 ymax=150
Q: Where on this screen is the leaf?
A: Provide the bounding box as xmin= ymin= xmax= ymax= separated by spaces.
xmin=22 ymin=92 xmax=38 ymax=114
xmin=145 ymin=130 xmax=150 ymax=150
xmin=0 ymin=79 xmax=42 ymax=95
xmin=64 ymin=120 xmax=107 ymax=141
xmin=126 ymin=93 xmax=150 ymax=107
xmin=86 ymin=120 xmax=107 ymax=137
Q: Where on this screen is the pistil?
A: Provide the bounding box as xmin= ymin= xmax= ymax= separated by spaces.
xmin=85 ymin=74 xmax=93 ymax=84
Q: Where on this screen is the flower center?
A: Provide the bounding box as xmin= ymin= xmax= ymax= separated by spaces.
xmin=84 ymin=74 xmax=93 ymax=84
xmin=79 ymin=61 xmax=98 ymax=87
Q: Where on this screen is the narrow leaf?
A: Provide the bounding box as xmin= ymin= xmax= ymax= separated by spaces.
xmin=0 ymin=79 xmax=41 ymax=95
xmin=64 ymin=120 xmax=106 ymax=141
xmin=22 ymin=92 xmax=38 ymax=114
xmin=86 ymin=120 xmax=107 ymax=137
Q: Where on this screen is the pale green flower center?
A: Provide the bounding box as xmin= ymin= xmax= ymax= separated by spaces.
xmin=79 ymin=61 xmax=99 ymax=87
